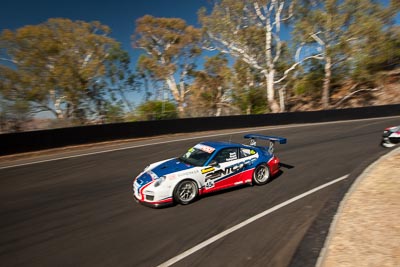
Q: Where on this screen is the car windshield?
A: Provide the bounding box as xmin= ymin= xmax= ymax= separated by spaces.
xmin=178 ymin=144 xmax=215 ymax=166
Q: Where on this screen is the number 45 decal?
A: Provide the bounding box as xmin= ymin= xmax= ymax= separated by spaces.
xmin=205 ymin=179 xmax=215 ymax=189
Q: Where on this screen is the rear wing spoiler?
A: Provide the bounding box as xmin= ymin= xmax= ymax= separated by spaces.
xmin=244 ymin=134 xmax=287 ymax=153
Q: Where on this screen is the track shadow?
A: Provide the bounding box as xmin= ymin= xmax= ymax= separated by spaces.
xmin=280 ymin=162 xmax=295 ymax=169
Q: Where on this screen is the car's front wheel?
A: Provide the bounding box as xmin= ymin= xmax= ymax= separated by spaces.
xmin=173 ymin=180 xmax=198 ymax=205
xmin=381 ymin=140 xmax=396 ymax=148
xmin=253 ymin=164 xmax=271 ymax=185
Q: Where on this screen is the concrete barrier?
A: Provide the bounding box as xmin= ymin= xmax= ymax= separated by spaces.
xmin=1 ymin=104 xmax=399 ymax=156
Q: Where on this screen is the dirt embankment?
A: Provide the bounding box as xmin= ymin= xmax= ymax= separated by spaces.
xmin=318 ymin=148 xmax=400 ymax=267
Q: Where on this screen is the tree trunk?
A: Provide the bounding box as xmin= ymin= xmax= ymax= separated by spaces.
xmin=265 ymin=71 xmax=280 ymax=113
xmin=54 ymin=98 xmax=64 ymax=119
xmin=215 ymin=86 xmax=223 ymax=116
xmin=215 ymin=104 xmax=222 ymax=116
xmin=279 ymin=87 xmax=286 ymax=112
xmin=165 ymin=76 xmax=184 ymax=116
xmin=265 ymin=17 xmax=280 ymax=113
xmin=322 ymin=56 xmax=332 ymax=109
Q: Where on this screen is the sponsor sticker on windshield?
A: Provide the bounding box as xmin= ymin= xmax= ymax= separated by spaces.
xmin=194 ymin=144 xmax=215 ymax=154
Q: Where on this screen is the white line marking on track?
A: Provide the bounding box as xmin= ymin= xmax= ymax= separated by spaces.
xmin=157 ymin=174 xmax=349 ymax=267
xmin=0 ymin=127 xmax=276 ymax=170
xmin=1 ymin=115 xmax=399 ymax=170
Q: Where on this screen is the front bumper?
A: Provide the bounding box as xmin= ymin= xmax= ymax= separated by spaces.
xmin=381 ymin=138 xmax=397 ymax=148
xmin=133 ymin=194 xmax=173 ymax=208
xmin=382 ymin=133 xmax=400 ymax=147
xmin=133 ymin=181 xmax=173 ymax=208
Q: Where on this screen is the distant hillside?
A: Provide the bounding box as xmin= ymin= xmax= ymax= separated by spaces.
xmin=289 ymin=69 xmax=400 ymax=112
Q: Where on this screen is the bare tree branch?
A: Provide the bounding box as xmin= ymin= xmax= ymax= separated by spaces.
xmin=0 ymin=57 xmax=18 ymax=64
xmin=334 ymin=85 xmax=382 ymax=107
xmin=254 ymin=2 xmax=266 ymax=21
xmin=207 ymin=32 xmax=264 ymax=70
xmin=311 ymin=32 xmax=325 ymax=46
xmin=275 ymin=53 xmax=324 ymax=84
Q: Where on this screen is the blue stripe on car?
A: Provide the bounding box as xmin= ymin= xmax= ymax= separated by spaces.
xmin=135 ymin=172 xmax=153 ymax=193
xmin=151 ymin=158 xmax=193 ymax=177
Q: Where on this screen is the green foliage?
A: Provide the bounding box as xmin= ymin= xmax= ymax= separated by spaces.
xmin=188 ymin=54 xmax=233 ymax=116
xmin=247 ymin=88 xmax=269 ymax=114
xmin=199 ymin=0 xmax=298 ymax=112
xmin=0 ymin=18 xmax=133 ymax=123
xmin=133 ymin=15 xmax=202 ymax=115
xmin=103 ymin=44 xmax=138 ymax=112
xmin=102 ymin=102 xmax=125 ymax=123
xmin=292 ymin=0 xmax=400 ymax=108
xmin=231 ymin=60 xmax=268 ymax=114
xmin=233 ymin=86 xmax=269 ymax=114
xmin=293 ymin=59 xmax=325 ymax=96
xmin=136 ymin=100 xmax=178 ymax=121
xmin=0 ymin=97 xmax=32 ymax=132
xmin=351 ymin=26 xmax=400 ymax=84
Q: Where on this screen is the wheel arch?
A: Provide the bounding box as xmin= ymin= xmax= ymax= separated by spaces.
xmin=170 ymin=176 xmax=201 ymax=191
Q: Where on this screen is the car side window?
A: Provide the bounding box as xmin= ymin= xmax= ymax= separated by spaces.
xmin=213 ymin=148 xmax=238 ymax=163
xmin=239 ymin=148 xmax=255 ymax=158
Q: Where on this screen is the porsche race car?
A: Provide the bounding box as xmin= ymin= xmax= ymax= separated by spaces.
xmin=132 ymin=134 xmax=287 ymax=207
xmin=381 ymin=126 xmax=400 ymax=148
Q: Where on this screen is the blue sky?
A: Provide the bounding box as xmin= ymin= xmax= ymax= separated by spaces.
xmin=1 ymin=0 xmax=212 ymax=67
xmin=2 ymin=0 xmax=397 ymax=71
xmin=1 ymin=0 xmax=213 ymax=107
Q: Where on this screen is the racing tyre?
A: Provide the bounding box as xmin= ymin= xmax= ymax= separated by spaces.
xmin=173 ymin=180 xmax=198 ymax=205
xmin=253 ymin=164 xmax=271 ymax=185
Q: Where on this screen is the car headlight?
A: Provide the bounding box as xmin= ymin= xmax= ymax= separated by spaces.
xmin=154 ymin=176 xmax=166 ymax=187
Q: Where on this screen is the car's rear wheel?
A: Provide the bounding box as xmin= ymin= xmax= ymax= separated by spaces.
xmin=173 ymin=180 xmax=198 ymax=205
xmin=253 ymin=164 xmax=271 ymax=185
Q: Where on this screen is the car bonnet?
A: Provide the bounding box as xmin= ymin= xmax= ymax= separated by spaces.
xmin=149 ymin=158 xmax=194 ymax=178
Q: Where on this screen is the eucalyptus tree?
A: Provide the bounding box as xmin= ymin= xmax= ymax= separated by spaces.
xmin=0 ymin=97 xmax=31 ymax=132
xmin=293 ymin=0 xmax=400 ymax=109
xmin=136 ymin=100 xmax=178 ymax=121
xmin=132 ymin=15 xmax=202 ymax=116
xmin=189 ymin=54 xmax=233 ymax=116
xmin=0 ymin=18 xmax=134 ymax=123
xmin=345 ymin=1 xmax=400 ymax=82
xmin=199 ymin=0 xmax=321 ymax=112
xmin=231 ymin=59 xmax=268 ymax=114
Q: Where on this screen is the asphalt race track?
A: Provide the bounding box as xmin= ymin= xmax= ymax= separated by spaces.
xmin=1 ymin=116 xmax=399 ymax=267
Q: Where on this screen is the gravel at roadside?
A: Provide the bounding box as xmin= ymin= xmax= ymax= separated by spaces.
xmin=317 ymin=147 xmax=400 ymax=267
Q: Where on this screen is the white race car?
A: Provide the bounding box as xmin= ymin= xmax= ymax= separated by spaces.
xmin=132 ymin=134 xmax=286 ymax=207
xmin=381 ymin=126 xmax=400 ymax=148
